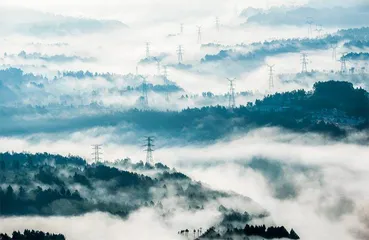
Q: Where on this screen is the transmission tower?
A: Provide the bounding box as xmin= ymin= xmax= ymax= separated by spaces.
xmin=144 ymin=136 xmax=155 ymax=164
xmin=177 ymin=45 xmax=184 ymax=64
xmin=156 ymin=60 xmax=161 ymax=76
xmin=91 ymin=144 xmax=102 ymax=163
xmin=163 ymin=66 xmax=170 ymax=102
xmin=227 ymin=78 xmax=236 ymax=109
xmin=339 ymin=53 xmax=348 ymax=74
xmin=180 ymin=23 xmax=184 ymax=35
xmin=141 ymin=76 xmax=149 ymax=108
xmin=145 ymin=42 xmax=150 ymax=58
xmin=331 ymin=44 xmax=338 ymax=61
xmin=136 ymin=65 xmax=139 ymax=76
xmin=197 ymin=26 xmax=202 ymax=44
xmin=267 ymin=64 xmax=275 ymax=90
xmin=301 ymin=53 xmax=309 ymax=73
xmin=315 ymin=24 xmax=323 ymax=38
xmin=216 ymin=17 xmax=220 ymax=32
xmin=306 ymin=17 xmax=314 ymax=38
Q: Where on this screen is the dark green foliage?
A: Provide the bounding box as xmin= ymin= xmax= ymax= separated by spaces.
xmin=344 ymin=40 xmax=369 ymax=49
xmin=244 ymin=224 xmax=298 ymax=239
xmin=342 ymin=52 xmax=369 ymax=60
xmin=85 ymin=165 xmax=154 ymax=188
xmin=159 ymin=171 xmax=190 ymax=181
xmin=1 ymin=81 xmax=367 ymax=140
xmin=310 ymin=81 xmax=369 ymax=117
xmin=72 ymin=172 xmax=92 ymax=188
xmin=35 ymin=169 xmax=64 ymax=186
xmin=0 ymin=152 xmax=228 ymax=219
xmin=0 ymin=152 xmax=86 ymax=168
xmin=0 ymin=230 xmax=65 ymax=240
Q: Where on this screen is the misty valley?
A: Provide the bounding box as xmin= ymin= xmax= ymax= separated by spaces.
xmin=1 ymin=1 xmax=369 ymax=240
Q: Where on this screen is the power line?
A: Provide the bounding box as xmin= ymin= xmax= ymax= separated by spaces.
xmin=267 ymin=64 xmax=275 ymax=90
xmin=143 ymin=136 xmax=155 ymax=164
xmin=227 ymin=78 xmax=236 ymax=109
xmin=301 ymin=53 xmax=309 ymax=73
xmin=177 ymin=45 xmax=184 ymax=64
xmin=91 ymin=144 xmax=102 ymax=163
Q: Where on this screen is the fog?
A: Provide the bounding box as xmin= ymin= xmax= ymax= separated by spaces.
xmin=1 ymin=127 xmax=369 ymax=239
xmin=0 ymin=0 xmax=368 ymax=239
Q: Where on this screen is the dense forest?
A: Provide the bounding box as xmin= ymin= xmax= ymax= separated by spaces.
xmin=1 ymin=80 xmax=368 ymax=140
xmin=0 ymin=152 xmax=271 ymax=229
xmin=179 ymin=225 xmax=300 ymax=239
xmin=0 ymin=230 xmax=65 ymax=240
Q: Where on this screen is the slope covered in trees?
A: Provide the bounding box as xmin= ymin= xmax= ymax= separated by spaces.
xmin=0 ymin=230 xmax=65 ymax=240
xmin=1 ymin=80 xmax=367 ymax=140
xmin=0 ymin=152 xmax=267 ymax=228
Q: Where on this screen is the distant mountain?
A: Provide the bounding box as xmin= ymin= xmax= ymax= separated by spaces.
xmin=0 ymin=152 xmax=268 ymax=229
xmin=1 ymin=80 xmax=368 ymax=140
xmin=242 ymin=6 xmax=369 ymax=27
xmin=0 ymin=7 xmax=128 ymax=36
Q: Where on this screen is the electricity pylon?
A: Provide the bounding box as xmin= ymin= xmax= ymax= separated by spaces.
xmin=177 ymin=45 xmax=184 ymax=64
xmin=91 ymin=144 xmax=102 ymax=163
xmin=301 ymin=53 xmax=309 ymax=73
xmin=180 ymin=23 xmax=184 ymax=35
xmin=331 ymin=44 xmax=338 ymax=61
xmin=216 ymin=17 xmax=220 ymax=32
xmin=156 ymin=60 xmax=161 ymax=76
xmin=227 ymin=78 xmax=236 ymax=109
xmin=145 ymin=42 xmax=150 ymax=58
xmin=197 ymin=26 xmax=202 ymax=44
xmin=163 ymin=66 xmax=170 ymax=102
xmin=141 ymin=76 xmax=149 ymax=108
xmin=306 ymin=17 xmax=314 ymax=38
xmin=315 ymin=24 xmax=323 ymax=38
xmin=143 ymin=136 xmax=155 ymax=164
xmin=339 ymin=53 xmax=348 ymax=74
xmin=267 ymin=64 xmax=275 ymax=90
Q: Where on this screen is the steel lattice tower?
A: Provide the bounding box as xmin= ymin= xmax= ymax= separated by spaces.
xmin=331 ymin=44 xmax=338 ymax=61
xmin=301 ymin=53 xmax=309 ymax=73
xmin=145 ymin=42 xmax=150 ymax=58
xmin=216 ymin=17 xmax=220 ymax=32
xmin=315 ymin=24 xmax=323 ymax=38
xmin=156 ymin=60 xmax=161 ymax=76
xmin=177 ymin=45 xmax=184 ymax=64
xmin=197 ymin=26 xmax=202 ymax=44
xmin=141 ymin=76 xmax=149 ymax=108
xmin=267 ymin=64 xmax=275 ymax=90
xmin=227 ymin=78 xmax=236 ymax=109
xmin=144 ymin=137 xmax=155 ymax=164
xmin=91 ymin=144 xmax=102 ymax=163
xmin=306 ymin=17 xmax=314 ymax=38
xmin=180 ymin=23 xmax=184 ymax=35
xmin=339 ymin=54 xmax=348 ymax=74
xmin=163 ymin=66 xmax=170 ymax=102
